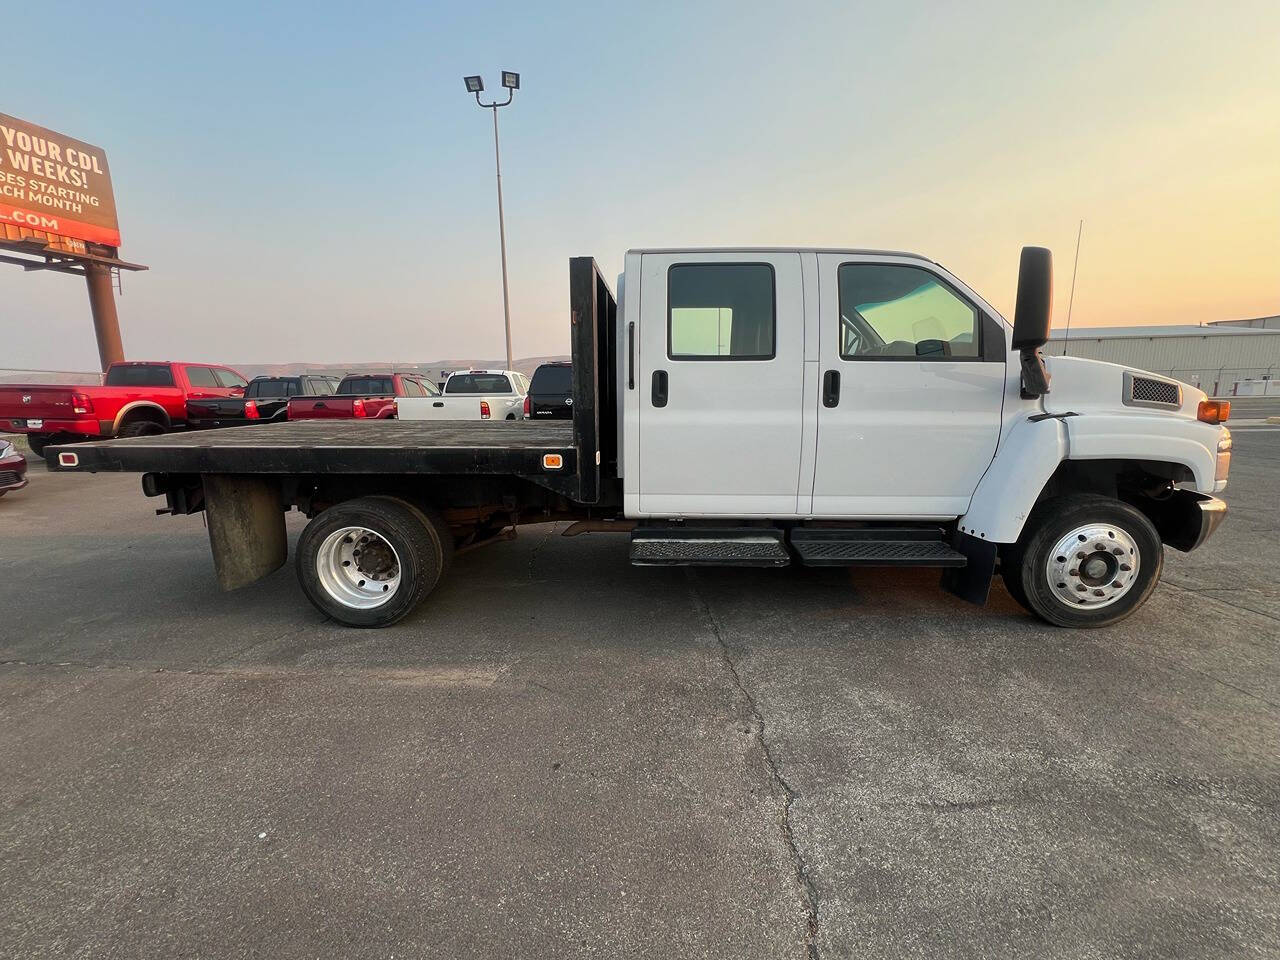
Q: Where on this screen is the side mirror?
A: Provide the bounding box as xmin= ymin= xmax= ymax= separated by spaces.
xmin=1012 ymin=246 xmax=1052 ymax=397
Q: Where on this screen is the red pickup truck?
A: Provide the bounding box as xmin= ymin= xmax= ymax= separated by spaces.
xmin=286 ymin=372 xmax=438 ymax=420
xmin=0 ymin=361 xmax=248 ymax=456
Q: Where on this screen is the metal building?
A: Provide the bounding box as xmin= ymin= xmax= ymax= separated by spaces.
xmin=1044 ymin=323 xmax=1280 ymax=396
xmin=1209 ymin=314 xmax=1280 ymax=330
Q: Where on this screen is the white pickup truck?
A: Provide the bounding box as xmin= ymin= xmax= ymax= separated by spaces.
xmin=395 ymin=369 xmax=528 ymax=421
xmin=50 ymin=246 xmax=1230 ymax=630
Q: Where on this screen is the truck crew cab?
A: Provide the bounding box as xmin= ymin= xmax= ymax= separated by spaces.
xmin=48 ymin=247 xmax=1230 ymax=630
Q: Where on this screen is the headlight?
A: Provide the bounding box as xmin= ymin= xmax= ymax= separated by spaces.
xmin=0 ymin=440 xmax=12 ymax=458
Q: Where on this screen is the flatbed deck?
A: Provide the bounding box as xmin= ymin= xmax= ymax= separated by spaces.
xmin=48 ymin=419 xmax=577 ymax=476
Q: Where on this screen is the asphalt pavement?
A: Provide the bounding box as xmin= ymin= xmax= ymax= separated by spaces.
xmin=1 ymin=429 xmax=1277 ymax=959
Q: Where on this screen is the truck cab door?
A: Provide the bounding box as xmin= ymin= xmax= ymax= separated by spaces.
xmin=812 ymin=255 xmax=1006 ymax=518
xmin=636 ymin=252 xmax=805 ymax=516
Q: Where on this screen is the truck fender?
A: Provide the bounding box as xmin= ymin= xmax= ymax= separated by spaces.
xmin=112 ymin=401 xmax=172 ymax=434
xmin=958 ymin=416 xmax=1069 ymax=544
xmin=1063 ymin=414 xmax=1218 ymax=493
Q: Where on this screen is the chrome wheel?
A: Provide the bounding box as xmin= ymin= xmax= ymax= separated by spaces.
xmin=315 ymin=526 xmax=401 ymax=609
xmin=1045 ymin=522 xmax=1140 ymax=610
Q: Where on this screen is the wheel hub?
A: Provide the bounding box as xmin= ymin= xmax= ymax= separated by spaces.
xmin=1045 ymin=523 xmax=1140 ymax=610
xmin=316 ymin=526 xmax=401 ymax=609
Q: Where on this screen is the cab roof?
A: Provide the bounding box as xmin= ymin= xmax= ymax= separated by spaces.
xmin=625 ymin=246 xmax=933 ymax=262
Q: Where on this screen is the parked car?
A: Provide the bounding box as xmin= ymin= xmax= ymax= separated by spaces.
xmin=396 ymin=369 xmax=528 ymax=421
xmin=524 ymin=362 xmax=573 ymax=419
xmin=188 ymin=375 xmax=340 ymax=429
xmin=0 ymin=437 xmax=29 ymax=497
xmin=287 ymin=373 xmax=438 ymax=421
xmin=0 ymin=361 xmax=248 ymax=456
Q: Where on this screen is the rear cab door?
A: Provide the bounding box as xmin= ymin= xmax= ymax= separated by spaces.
xmin=811 ymin=254 xmax=1007 ymax=517
xmin=181 ymin=364 xmax=232 ymax=401
xmin=631 ymin=250 xmax=806 ymax=517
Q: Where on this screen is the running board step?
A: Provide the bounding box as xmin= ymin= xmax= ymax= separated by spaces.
xmin=630 ymin=528 xmax=790 ymax=567
xmin=790 ymin=528 xmax=967 ymax=567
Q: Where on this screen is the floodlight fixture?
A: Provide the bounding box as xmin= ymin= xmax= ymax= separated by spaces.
xmin=464 ymin=75 xmax=484 ymax=93
xmin=501 ymin=71 xmax=520 ymax=90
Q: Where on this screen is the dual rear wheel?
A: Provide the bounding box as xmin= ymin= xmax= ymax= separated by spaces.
xmin=296 ymin=496 xmax=453 ymax=627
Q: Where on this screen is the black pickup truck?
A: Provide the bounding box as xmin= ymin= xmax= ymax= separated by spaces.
xmin=187 ymin=375 xmax=340 ymax=429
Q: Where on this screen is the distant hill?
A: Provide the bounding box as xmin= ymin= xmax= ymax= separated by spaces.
xmin=231 ymin=356 xmax=571 ymax=386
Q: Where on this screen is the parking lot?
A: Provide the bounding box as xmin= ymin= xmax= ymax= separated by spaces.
xmin=1 ymin=429 xmax=1276 ymax=959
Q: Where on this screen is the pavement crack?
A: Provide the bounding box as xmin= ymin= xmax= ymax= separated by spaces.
xmin=687 ymin=570 xmax=820 ymax=960
xmin=527 ymin=521 xmax=558 ymax=581
xmin=1162 ymin=579 xmax=1280 ymax=627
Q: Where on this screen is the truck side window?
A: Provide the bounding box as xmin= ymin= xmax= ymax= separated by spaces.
xmin=838 ymin=264 xmax=979 ymax=360
xmin=105 ymin=365 xmax=175 ymax=387
xmin=215 ymin=369 xmax=248 ymax=389
xmin=668 ymin=263 xmax=775 ymax=360
xmin=187 ymin=367 xmax=220 ymax=387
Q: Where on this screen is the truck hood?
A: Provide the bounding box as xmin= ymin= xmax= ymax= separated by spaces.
xmin=1043 ymin=355 xmax=1207 ymax=421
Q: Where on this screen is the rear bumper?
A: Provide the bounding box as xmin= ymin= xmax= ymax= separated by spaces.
xmin=4 ymin=417 xmax=104 ymax=437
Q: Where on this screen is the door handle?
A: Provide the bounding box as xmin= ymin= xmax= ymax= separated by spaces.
xmin=314 ymin=402 xmax=326 ymax=409
xmin=822 ymin=369 xmax=841 ymax=407
xmin=432 ymin=401 xmax=444 ymax=407
xmin=651 ymin=369 xmax=668 ymax=407
xmin=627 ymin=322 xmax=635 ymax=389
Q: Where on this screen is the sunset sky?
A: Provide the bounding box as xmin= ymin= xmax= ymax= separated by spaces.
xmin=2 ymin=0 xmax=1277 ymax=370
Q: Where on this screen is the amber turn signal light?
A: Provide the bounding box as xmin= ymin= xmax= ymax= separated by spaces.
xmin=1197 ymin=399 xmax=1229 ymax=424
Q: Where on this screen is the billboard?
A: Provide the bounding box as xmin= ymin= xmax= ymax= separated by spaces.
xmin=0 ymin=112 xmax=120 ymax=248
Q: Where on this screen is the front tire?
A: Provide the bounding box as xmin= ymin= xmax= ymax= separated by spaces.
xmin=296 ymin=496 xmax=451 ymax=627
xmin=1004 ymin=495 xmax=1163 ymax=628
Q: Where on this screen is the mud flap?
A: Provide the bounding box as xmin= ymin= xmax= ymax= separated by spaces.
xmin=203 ymin=474 xmax=287 ymax=590
xmin=941 ymin=532 xmax=998 ymax=605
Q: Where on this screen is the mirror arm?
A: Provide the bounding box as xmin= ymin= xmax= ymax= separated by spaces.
xmin=1019 ymin=346 xmax=1052 ymax=399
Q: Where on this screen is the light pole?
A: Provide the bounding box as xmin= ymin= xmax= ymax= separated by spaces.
xmin=464 ymin=71 xmax=519 ymax=372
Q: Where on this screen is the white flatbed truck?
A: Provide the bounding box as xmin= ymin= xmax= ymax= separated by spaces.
xmin=49 ymin=248 xmax=1231 ymax=628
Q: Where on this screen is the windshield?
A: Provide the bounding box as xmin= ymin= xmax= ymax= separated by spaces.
xmin=105 ymin=365 xmax=174 ymax=387
xmin=337 ymin=377 xmax=394 ymax=395
xmin=529 ymin=366 xmax=572 ymax=394
xmin=445 ymin=374 xmax=512 ymax=394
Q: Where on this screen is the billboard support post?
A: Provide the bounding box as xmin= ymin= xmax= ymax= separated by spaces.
xmin=85 ymin=261 xmax=125 ymax=371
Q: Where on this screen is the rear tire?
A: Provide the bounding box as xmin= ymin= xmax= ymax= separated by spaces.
xmin=25 ymin=434 xmax=53 ymax=457
xmin=1007 ymin=494 xmax=1162 ymax=628
xmin=117 ymin=419 xmax=166 ymax=439
xmin=296 ymin=495 xmax=449 ymax=627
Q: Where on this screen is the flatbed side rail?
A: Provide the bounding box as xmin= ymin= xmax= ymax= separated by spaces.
xmin=569 ymin=257 xmax=618 ymax=505
xmin=44 ymin=420 xmax=576 ymax=481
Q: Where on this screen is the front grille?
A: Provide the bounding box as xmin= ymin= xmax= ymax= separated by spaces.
xmin=0 ymin=470 xmax=20 ymax=485
xmin=1126 ymin=373 xmax=1181 ymax=408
